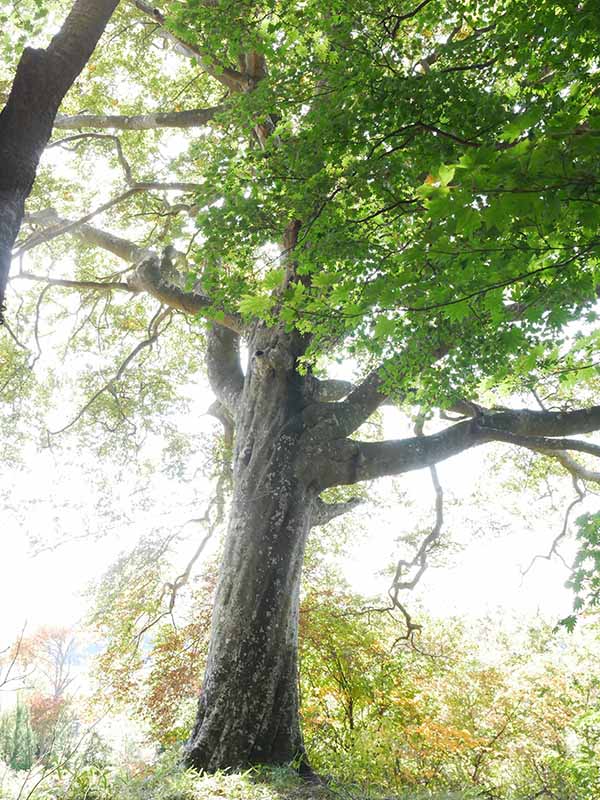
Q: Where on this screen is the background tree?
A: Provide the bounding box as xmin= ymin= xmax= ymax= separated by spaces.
xmin=0 ymin=0 xmax=120 ymax=316
xmin=17 ymin=627 xmax=78 ymax=759
xmin=1 ymin=0 xmax=600 ymax=774
xmin=0 ymin=701 xmax=36 ymax=772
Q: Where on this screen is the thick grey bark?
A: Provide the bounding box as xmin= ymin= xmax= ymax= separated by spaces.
xmin=0 ymin=0 xmax=120 ymax=319
xmin=185 ymin=324 xmax=314 ymax=771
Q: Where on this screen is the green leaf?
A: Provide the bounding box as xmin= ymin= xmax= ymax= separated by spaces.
xmin=262 ymin=268 xmax=285 ymax=290
xmin=438 ymin=164 xmax=456 ymax=187
xmin=238 ymin=294 xmax=276 ymax=319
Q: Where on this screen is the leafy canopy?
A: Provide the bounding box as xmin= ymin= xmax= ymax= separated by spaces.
xmin=163 ymin=0 xmax=600 ymax=403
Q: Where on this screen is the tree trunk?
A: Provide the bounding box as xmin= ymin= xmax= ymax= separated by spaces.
xmin=185 ymin=326 xmax=315 ymax=771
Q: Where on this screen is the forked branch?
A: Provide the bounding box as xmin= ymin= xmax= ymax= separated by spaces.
xmin=387 ymin=418 xmax=445 ymax=641
xmin=20 ymin=210 xmax=243 ymax=332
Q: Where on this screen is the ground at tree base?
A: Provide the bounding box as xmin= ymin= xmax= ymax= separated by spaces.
xmin=123 ymin=766 xmax=478 ymax=800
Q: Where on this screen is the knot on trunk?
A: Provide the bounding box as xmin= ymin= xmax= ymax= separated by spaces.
xmin=252 ymin=341 xmax=294 ymax=374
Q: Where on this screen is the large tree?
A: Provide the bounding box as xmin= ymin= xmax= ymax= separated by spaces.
xmin=2 ymin=0 xmax=600 ymax=773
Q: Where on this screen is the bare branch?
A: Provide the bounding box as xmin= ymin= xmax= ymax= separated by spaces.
xmin=48 ymin=306 xmax=172 ymax=436
xmin=130 ymin=254 xmax=242 ymax=332
xmin=54 ymin=105 xmax=225 ymax=131
xmin=522 ymin=474 xmax=585 ymax=577
xmin=15 ymin=188 xmax=140 ymax=257
xmin=167 ymin=531 xmax=213 ymax=607
xmin=205 ymin=324 xmax=244 ymax=414
xmin=311 ymin=344 xmax=450 ymax=437
xmin=311 ymin=496 xmax=363 ymax=527
xmin=389 ymin=417 xmax=445 ymax=599
xmin=15 ymin=271 xmax=130 ymax=293
xmin=24 ymin=207 xmax=146 ymax=263
xmin=20 ymin=211 xmax=243 ymax=331
xmin=338 ymin=369 xmax=388 ymax=423
xmin=136 ymin=457 xmax=231 ymax=642
xmin=390 ymin=602 xmax=423 ymax=644
xmin=310 ymin=377 xmax=354 ymax=402
xmin=549 ymin=450 xmax=600 ymax=484
xmin=303 ymin=368 xmax=388 ymax=436
xmin=47 ymin=131 xmax=133 ymax=183
xmin=17 ymin=180 xmax=206 ymax=257
xmin=482 ymin=426 xmax=600 ymax=459
xmin=313 ymin=404 xmax=600 ymax=488
xmin=2 ymin=316 xmax=28 ymax=351
xmin=382 ymin=1 xmax=436 ymax=41
xmin=137 ymin=529 xmax=214 ymax=641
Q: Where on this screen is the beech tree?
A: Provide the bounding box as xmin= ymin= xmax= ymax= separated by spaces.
xmin=1 ymin=0 xmax=600 ymax=774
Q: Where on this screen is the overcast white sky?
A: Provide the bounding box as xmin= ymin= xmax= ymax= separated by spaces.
xmin=0 ymin=40 xmax=588 ymax=661
xmin=1 ymin=392 xmax=581 ymax=651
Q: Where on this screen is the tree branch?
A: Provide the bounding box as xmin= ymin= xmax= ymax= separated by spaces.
xmin=205 ymin=324 xmax=244 ymax=415
xmin=382 ymin=1 xmax=436 ymax=41
xmin=310 ymin=377 xmax=354 ymax=402
xmin=54 ymin=105 xmax=225 ymax=131
xmin=303 ymin=368 xmax=388 ymax=436
xmin=522 ymin=474 xmax=584 ymax=577
xmin=313 ymin=405 xmax=600 ymax=488
xmin=14 ymin=271 xmax=130 ymax=294
xmin=18 ymin=180 xmax=206 ymax=257
xmin=548 ymin=450 xmax=600 ymax=484
xmin=130 ymin=253 xmax=242 ymax=332
xmin=24 ymin=207 xmax=146 ymax=262
xmin=129 ymin=0 xmax=252 ymax=92
xmin=311 ymin=496 xmax=363 ymax=528
xmin=312 ymin=341 xmax=452 ymax=437
xmin=16 ymin=188 xmax=142 ymax=256
xmin=47 ymin=131 xmax=133 ymax=183
xmin=389 ymin=417 xmax=445 ymax=600
xmin=21 ymin=210 xmax=243 ymax=332
xmin=479 ymin=427 xmax=600 ymax=459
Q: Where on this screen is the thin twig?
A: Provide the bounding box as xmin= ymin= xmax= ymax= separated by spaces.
xmin=388 ymin=415 xmax=445 ymax=641
xmin=48 ymin=306 xmax=171 ymax=436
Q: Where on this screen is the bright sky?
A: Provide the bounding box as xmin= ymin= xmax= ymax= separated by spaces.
xmin=1 ymin=383 xmax=582 ymax=652
xmin=0 ymin=27 xmax=588 ymax=664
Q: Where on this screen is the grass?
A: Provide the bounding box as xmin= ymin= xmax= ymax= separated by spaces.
xmin=0 ymin=751 xmax=483 ymax=800
xmin=118 ymin=763 xmax=483 ymax=800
